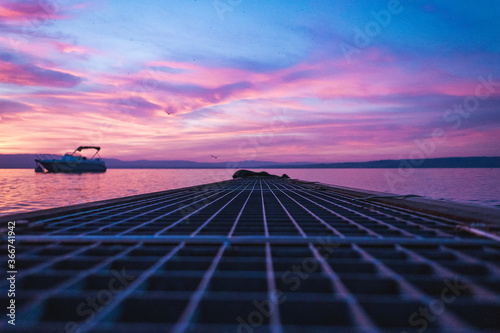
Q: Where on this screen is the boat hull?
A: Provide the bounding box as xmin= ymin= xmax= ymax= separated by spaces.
xmin=38 ymin=160 xmax=106 ymax=173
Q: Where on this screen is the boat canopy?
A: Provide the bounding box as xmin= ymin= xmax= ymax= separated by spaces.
xmin=71 ymin=146 xmax=102 ymax=159
xmin=75 ymin=146 xmax=100 ymax=152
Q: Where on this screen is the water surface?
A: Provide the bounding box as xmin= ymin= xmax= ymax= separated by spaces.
xmin=0 ymin=168 xmax=499 ymax=216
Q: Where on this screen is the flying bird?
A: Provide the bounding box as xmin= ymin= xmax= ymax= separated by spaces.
xmin=211 ymin=155 xmax=219 ymax=159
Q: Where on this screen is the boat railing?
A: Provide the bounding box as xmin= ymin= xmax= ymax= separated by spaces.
xmin=35 ymin=154 xmax=58 ymax=161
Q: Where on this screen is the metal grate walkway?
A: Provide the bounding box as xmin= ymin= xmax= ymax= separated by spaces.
xmin=1 ymin=178 xmax=499 ymax=332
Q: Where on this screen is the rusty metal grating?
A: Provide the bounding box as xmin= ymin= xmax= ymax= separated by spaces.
xmin=1 ymin=178 xmax=499 ymax=332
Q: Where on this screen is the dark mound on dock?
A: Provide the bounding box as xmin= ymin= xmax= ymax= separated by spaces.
xmin=232 ymin=169 xmax=290 ymax=179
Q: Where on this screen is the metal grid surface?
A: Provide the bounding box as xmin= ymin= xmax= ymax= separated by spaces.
xmin=1 ymin=178 xmax=500 ymax=332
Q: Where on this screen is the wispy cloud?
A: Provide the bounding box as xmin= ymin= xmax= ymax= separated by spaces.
xmin=0 ymin=59 xmax=81 ymax=87
xmin=0 ymin=1 xmax=498 ymax=161
xmin=0 ymin=1 xmax=64 ymax=21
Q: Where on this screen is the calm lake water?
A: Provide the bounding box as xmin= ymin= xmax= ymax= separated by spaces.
xmin=1 ymin=168 xmax=499 ymax=217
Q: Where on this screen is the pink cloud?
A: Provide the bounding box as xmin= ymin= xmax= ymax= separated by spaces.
xmin=0 ymin=1 xmax=66 ymax=21
xmin=0 ymin=60 xmax=81 ymax=87
xmin=136 ymin=54 xmax=486 ymax=116
xmin=2 ymin=43 xmax=498 ymax=162
xmin=87 ymin=52 xmax=497 ymax=142
xmin=52 ymin=41 xmax=94 ymax=56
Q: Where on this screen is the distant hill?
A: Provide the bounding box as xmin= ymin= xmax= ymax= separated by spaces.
xmin=0 ymin=154 xmax=499 ymax=169
xmin=104 ymin=159 xmax=310 ymax=169
xmin=0 ymin=154 xmax=310 ymax=169
xmin=0 ymin=154 xmax=43 ymax=168
xmin=274 ymin=157 xmax=500 ymax=169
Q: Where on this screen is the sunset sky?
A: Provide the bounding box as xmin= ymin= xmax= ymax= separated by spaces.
xmin=1 ymin=0 xmax=499 ymax=162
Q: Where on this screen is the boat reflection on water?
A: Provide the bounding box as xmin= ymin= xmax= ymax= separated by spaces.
xmin=35 ymin=146 xmax=106 ymax=173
